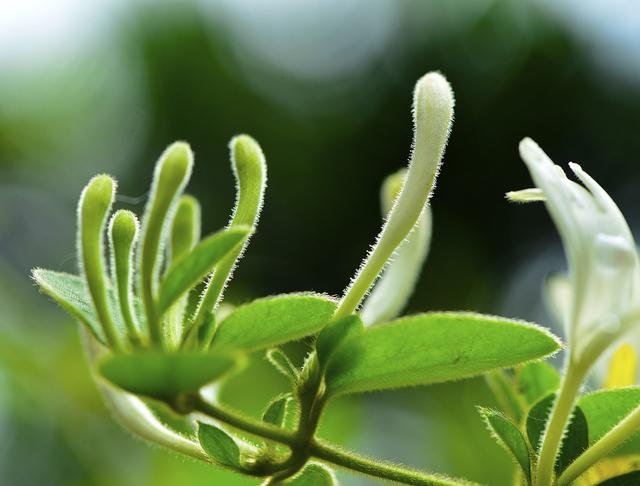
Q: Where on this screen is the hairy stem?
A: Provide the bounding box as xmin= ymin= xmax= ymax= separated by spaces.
xmin=193 ymin=396 xmax=472 ymax=486
xmin=535 ymin=359 xmax=588 ymax=486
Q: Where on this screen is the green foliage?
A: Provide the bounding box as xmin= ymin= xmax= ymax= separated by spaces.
xmin=478 ymin=407 xmax=531 ymax=483
xmin=597 ymin=471 xmax=640 ymax=485
xmin=197 ymin=423 xmax=243 ymax=470
xmin=266 ymin=349 xmax=299 ymax=383
xmin=579 ymin=388 xmax=640 ymax=457
xmin=324 ymin=312 xmax=561 ymax=397
xmin=32 ymin=269 xmax=145 ymax=345
xmin=262 ymin=394 xmax=292 ymax=427
xmin=315 ymin=315 xmax=364 ymax=368
xmin=517 ymin=361 xmax=560 ymax=406
xmin=32 ymin=72 xmax=578 ymax=486
xmin=526 ymin=393 xmax=588 ymax=474
xmin=212 ymin=294 xmax=337 ymax=351
xmin=99 ymin=351 xmax=240 ymax=400
xmin=158 ymin=226 xmax=250 ymax=315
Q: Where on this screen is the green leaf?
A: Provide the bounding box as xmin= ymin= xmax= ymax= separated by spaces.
xmin=556 ymin=405 xmax=588 ymax=473
xmin=479 ymin=407 xmax=531 ymax=483
xmin=197 ymin=422 xmax=242 ymax=469
xmin=324 ymin=312 xmax=562 ymax=397
xmin=262 ymin=393 xmax=292 ymax=427
xmin=99 ymin=350 xmax=241 ymax=400
xmin=597 ymin=471 xmax=640 ymax=485
xmin=526 ymin=393 xmax=554 ymax=453
xmin=212 ymin=294 xmax=337 ymax=351
xmin=517 ymin=361 xmax=560 ymax=405
xmin=283 ymin=463 xmax=336 ymax=485
xmin=32 ymin=269 xmax=146 ymax=346
xmin=526 ymin=393 xmax=588 ymax=474
xmin=579 ymin=388 xmax=640 ymax=457
xmin=266 ymin=349 xmax=299 ymax=382
xmin=484 ymin=370 xmax=526 ymax=424
xmin=315 ymin=315 xmax=364 ymax=367
xmin=158 ymin=226 xmax=251 ymax=315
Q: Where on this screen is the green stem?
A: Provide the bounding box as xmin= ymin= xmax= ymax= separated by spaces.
xmin=310 ymin=439 xmax=472 ymax=486
xmin=535 ymin=359 xmax=588 ymax=486
xmin=194 ymin=397 xmax=296 ymax=446
xmin=193 ymin=397 xmax=471 ymax=485
xmin=558 ymin=404 xmax=640 ymax=485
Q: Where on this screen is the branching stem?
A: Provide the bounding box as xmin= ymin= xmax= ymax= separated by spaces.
xmin=193 ymin=396 xmax=472 ymax=486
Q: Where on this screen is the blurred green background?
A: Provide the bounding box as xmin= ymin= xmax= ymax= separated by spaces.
xmin=1 ymin=0 xmax=640 ymax=484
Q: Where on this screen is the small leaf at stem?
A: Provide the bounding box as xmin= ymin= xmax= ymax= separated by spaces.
xmin=99 ymin=350 xmax=241 ymax=400
xmin=281 ymin=463 xmax=336 ymax=485
xmin=262 ymin=393 xmax=292 ymax=427
xmin=324 ymin=312 xmax=562 ymax=397
xmin=158 ymin=226 xmax=250 ymax=315
xmin=197 ymin=422 xmax=242 ymax=469
xmin=527 ymin=393 xmax=555 ymax=453
xmin=478 ymin=407 xmax=531 ymax=483
xmin=517 ymin=361 xmax=561 ymax=406
xmin=316 ymin=314 xmax=364 ymax=367
xmin=266 ymin=349 xmax=299 ymax=382
xmin=212 ymin=294 xmax=337 ymax=352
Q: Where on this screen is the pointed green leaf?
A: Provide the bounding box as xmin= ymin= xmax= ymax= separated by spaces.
xmin=158 ymin=227 xmax=251 ymax=315
xmin=262 ymin=393 xmax=292 ymax=427
xmin=99 ymin=350 xmax=241 ymax=400
xmin=485 ymin=370 xmax=526 ymax=424
xmin=526 ymin=393 xmax=588 ymax=474
xmin=316 ymin=315 xmax=364 ymax=367
xmin=197 ymin=422 xmax=242 ymax=469
xmin=479 ymin=407 xmax=531 ymax=483
xmin=266 ymin=349 xmax=299 ymax=382
xmin=556 ymin=405 xmax=588 ymax=474
xmin=517 ymin=361 xmax=561 ymax=406
xmin=283 ymin=463 xmax=336 ymax=485
xmin=579 ymin=388 xmax=640 ymax=457
xmin=526 ymin=393 xmax=554 ymax=453
xmin=597 ymin=471 xmax=640 ymax=485
xmin=32 ymin=269 xmax=146 ymax=346
xmin=212 ymin=294 xmax=337 ymax=351
xmin=324 ymin=312 xmax=562 ymax=397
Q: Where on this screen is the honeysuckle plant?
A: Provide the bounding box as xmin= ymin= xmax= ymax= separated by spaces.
xmin=476 ymin=141 xmax=640 ymax=486
xmin=34 ymin=69 xmax=640 ymax=486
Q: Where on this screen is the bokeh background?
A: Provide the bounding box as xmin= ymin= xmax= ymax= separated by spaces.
xmin=1 ymin=0 xmax=640 ymax=484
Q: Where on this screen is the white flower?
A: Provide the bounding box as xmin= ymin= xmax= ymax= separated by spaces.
xmin=509 ymin=138 xmax=640 ymax=365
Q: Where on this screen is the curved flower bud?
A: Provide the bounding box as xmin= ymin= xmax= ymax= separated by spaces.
xmin=513 ymin=138 xmax=640 ymax=366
